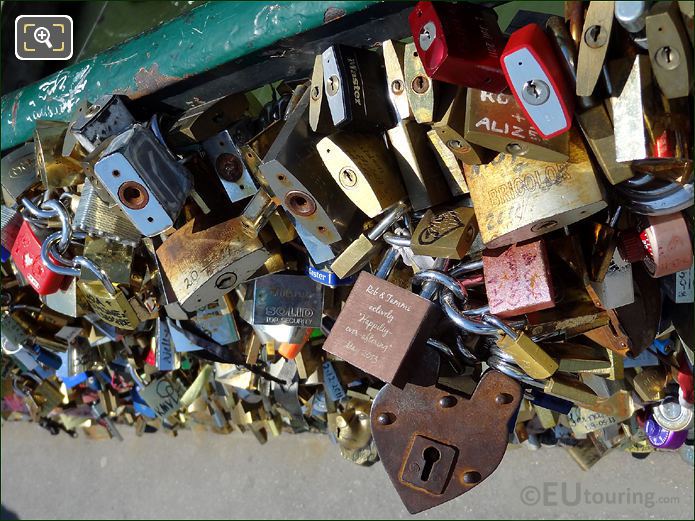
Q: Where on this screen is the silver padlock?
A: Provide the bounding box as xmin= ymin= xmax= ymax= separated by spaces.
xmin=71 ymin=95 xmax=135 ymax=153
xmin=589 ymin=250 xmax=636 ymax=310
xmin=252 ymin=274 xmax=324 ymax=329
xmin=92 ymin=124 xmax=192 ymax=237
xmin=202 ymin=127 xmax=258 ymax=202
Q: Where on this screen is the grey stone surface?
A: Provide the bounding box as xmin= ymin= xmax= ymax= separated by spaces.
xmin=1 ymin=421 xmax=692 ymax=519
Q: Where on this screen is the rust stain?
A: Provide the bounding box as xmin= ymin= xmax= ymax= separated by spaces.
xmin=11 ymin=91 xmax=22 ymax=129
xmin=119 ymin=63 xmax=187 ymax=99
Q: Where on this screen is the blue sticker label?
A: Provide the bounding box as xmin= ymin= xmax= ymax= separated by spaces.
xmin=306 ymin=266 xmax=357 ymax=287
xmin=322 ymin=361 xmax=346 ymax=402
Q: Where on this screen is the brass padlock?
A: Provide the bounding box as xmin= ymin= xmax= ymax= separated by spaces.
xmin=316 ymin=132 xmax=406 ymax=218
xmin=382 ymin=39 xmax=412 ymax=121
xmin=156 ymin=213 xmax=271 ymax=313
xmin=410 ymin=206 xmax=478 ymax=259
xmin=464 ymin=88 xmax=569 ymax=163
xmin=465 ymin=130 xmax=607 ymax=248
xmin=34 ymin=120 xmax=84 ymax=190
xmin=576 ymin=1 xmax=614 ymax=97
xmin=387 ymin=120 xmax=451 ymax=211
xmin=309 ymin=54 xmax=334 ymax=134
xmin=426 ymin=130 xmax=469 ymax=196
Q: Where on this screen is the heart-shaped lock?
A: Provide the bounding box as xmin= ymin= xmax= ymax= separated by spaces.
xmin=370 ymin=370 xmax=522 ymax=513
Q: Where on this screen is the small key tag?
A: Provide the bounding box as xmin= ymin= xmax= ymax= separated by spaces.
xmin=371 ymin=370 xmax=521 ymax=513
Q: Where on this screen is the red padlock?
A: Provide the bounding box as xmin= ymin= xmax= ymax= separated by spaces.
xmin=500 ymin=23 xmax=574 ymax=139
xmin=619 ymin=212 xmax=693 ymax=278
xmin=408 ymin=1 xmax=507 ymax=92
xmin=10 ymin=220 xmax=66 ymax=295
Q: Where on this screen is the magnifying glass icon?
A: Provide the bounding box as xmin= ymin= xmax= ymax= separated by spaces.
xmin=33 ymin=26 xmax=53 ymax=49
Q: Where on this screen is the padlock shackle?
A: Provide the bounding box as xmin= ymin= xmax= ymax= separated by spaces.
xmin=367 ymin=200 xmax=409 ymax=240
xmin=412 ymin=270 xmax=467 ymax=302
xmin=439 ymin=289 xmax=498 ymax=335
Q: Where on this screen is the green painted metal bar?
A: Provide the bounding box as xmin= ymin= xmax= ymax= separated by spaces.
xmin=1 ymin=0 xmax=377 ymax=151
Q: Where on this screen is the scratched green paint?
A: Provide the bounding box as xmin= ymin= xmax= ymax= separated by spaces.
xmin=1 ymin=1 xmax=376 ymax=151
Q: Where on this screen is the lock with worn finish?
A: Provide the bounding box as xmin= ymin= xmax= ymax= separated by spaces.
xmin=408 ymin=1 xmax=507 ymax=92
xmin=34 ymin=120 xmax=84 ymax=190
xmin=322 ymin=271 xmax=439 ymax=387
xmin=72 ymin=179 xmax=141 ymax=247
xmin=309 ymin=54 xmax=334 ymax=133
xmin=1 ymin=205 xmax=23 ymax=261
xmin=202 ymin=126 xmax=258 ymax=202
xmin=410 ymin=206 xmax=477 ymax=259
xmin=464 ymin=89 xmax=569 ymax=163
xmin=645 ymin=1 xmax=693 ymax=99
xmin=382 ymin=40 xmax=412 ymax=121
xmin=321 ymin=44 xmax=395 ymax=133
xmin=261 ymin=89 xmax=362 ymax=245
xmin=619 ymin=212 xmax=693 ymax=278
xmin=316 ymin=132 xmax=405 ymax=218
xmin=330 ymin=201 xmax=407 ymax=279
xmin=156 ymin=213 xmax=271 ymax=313
xmin=371 ymin=370 xmax=521 ymax=513
xmin=387 ymin=120 xmax=451 ymax=212
xmin=425 ymin=130 xmax=469 ymax=196
xmin=483 ymin=238 xmax=555 ymax=317
xmin=501 ymin=24 xmax=574 ymax=139
xmin=167 ymin=93 xmax=249 ymax=148
xmin=71 ymin=94 xmax=135 ymax=153
xmin=1 ymin=143 xmax=39 ymax=207
xmin=90 ymin=124 xmax=193 ymax=237
xmin=403 ymin=42 xmax=450 ymax=125
xmin=465 ymin=131 xmax=607 ymax=248
xmin=576 ymin=1 xmax=614 ymax=97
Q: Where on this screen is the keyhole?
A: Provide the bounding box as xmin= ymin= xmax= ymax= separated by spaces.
xmin=326 ymin=75 xmax=340 ymax=96
xmin=421 ymin=446 xmax=441 ymax=481
xmin=411 ymin=75 xmax=430 ymax=94
xmin=584 ymin=24 xmax=607 ymax=48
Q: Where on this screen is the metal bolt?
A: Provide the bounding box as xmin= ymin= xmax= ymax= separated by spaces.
xmin=285 ymin=190 xmax=317 ymax=217
xmin=655 ymin=46 xmax=680 ymax=70
xmin=339 ymin=168 xmax=358 ymax=188
xmin=412 ymin=75 xmax=430 ymax=94
xmin=463 ymin=471 xmax=481 ymax=484
xmin=326 ymin=75 xmax=340 ymax=96
xmin=216 ymin=153 xmax=244 ymax=182
xmin=505 ymin=143 xmax=525 ymax=155
xmin=521 ymin=79 xmax=550 ymax=106
xmin=584 ymin=24 xmax=608 ymax=48
xmin=377 ymin=412 xmax=394 ymax=425
xmin=85 ymin=104 xmax=101 ymax=118
xmin=439 ymin=395 xmax=457 ymax=408
xmin=495 ymin=393 xmax=513 ymax=405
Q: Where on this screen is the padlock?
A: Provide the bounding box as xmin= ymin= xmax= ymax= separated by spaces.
xmin=70 ymin=94 xmax=135 ymax=153
xmin=403 ymin=42 xmax=452 ymax=125
xmin=410 ymin=206 xmax=478 ymax=259
xmin=630 ymin=366 xmax=669 ymax=402
xmin=464 ymin=89 xmax=569 ymax=163
xmin=71 ymin=179 xmax=141 ymax=247
xmin=548 ymin=342 xmax=615 ymax=376
xmin=387 ymin=120 xmax=451 ymax=211
xmin=155 ymin=213 xmax=271 ymax=313
xmin=382 ymin=40 xmax=412 ymax=121
xmin=615 ymin=1 xmax=648 ymax=34
xmin=483 ymin=238 xmax=555 ymax=317
xmin=575 ymin=1 xmax=614 ymax=97
xmin=330 ymin=201 xmax=407 ymax=279
xmin=321 ymin=44 xmax=395 ymax=132
xmin=501 ymin=23 xmax=574 ymax=139
xmin=465 ymin=130 xmax=607 ymax=248
xmin=588 ymin=250 xmax=636 ymax=310
xmin=430 ymin=87 xmax=495 ymax=166
xmin=202 ymin=126 xmax=258 ymax=202
xmin=1 ymin=205 xmax=22 ymax=261
xmin=309 ymin=54 xmax=334 ymax=133
xmin=645 ymin=413 xmax=688 ymax=450
xmin=167 ymin=93 xmax=249 ymax=148
xmin=34 ymin=120 xmax=84 ymax=190
xmin=645 ymin=1 xmax=693 ymax=99
xmin=89 ymin=125 xmax=192 ymax=237
xmin=260 ymin=88 xmax=363 ymax=245
xmin=252 ymin=274 xmax=324 ymax=329
xmin=609 ymin=55 xmax=690 ymax=164
xmin=408 ymin=1 xmax=507 ymax=92
xmin=587 ymin=207 xmax=623 ymax=283
xmin=618 ymin=212 xmax=693 ymax=278
xmin=322 ymin=271 xmax=439 ymax=387
xmin=10 ymin=220 xmax=66 ymax=295
xmin=484 ymin=315 xmax=558 ymax=380
xmin=316 ymin=132 xmax=406 ymax=218
xmin=425 ymin=130 xmax=469 ymax=196
xmin=371 ymin=370 xmax=521 ymax=513
xmin=1 ymin=142 xmax=39 ymax=207
xmin=652 ymin=396 xmax=694 ymax=433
